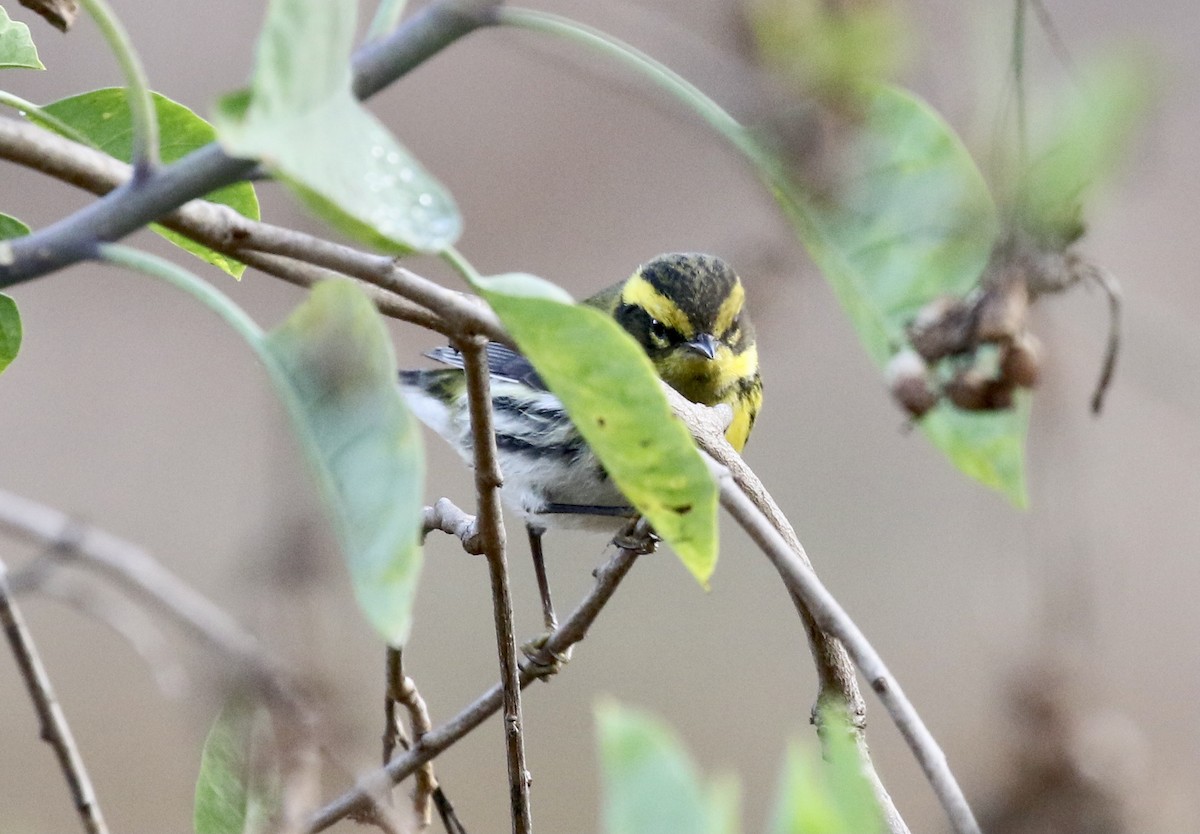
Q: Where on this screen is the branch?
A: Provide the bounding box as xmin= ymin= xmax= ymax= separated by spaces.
xmin=0 ymin=490 xmax=333 ymax=827
xmin=383 ymin=648 xmax=439 ymax=829
xmin=0 ymin=118 xmax=461 ymax=337
xmin=9 ymin=566 xmax=188 ymax=697
xmin=0 ymin=559 xmax=109 ymax=834
xmin=0 ymin=0 xmax=503 ymax=286
xmin=307 ymin=544 xmax=643 ymax=832
xmin=458 ymin=336 xmax=533 ymax=834
xmin=422 ymin=498 xmax=483 ymax=554
xmin=0 ymin=489 xmax=303 ymax=713
xmin=662 ymin=392 xmax=908 ymax=829
xmin=704 ymin=455 xmax=979 ymax=834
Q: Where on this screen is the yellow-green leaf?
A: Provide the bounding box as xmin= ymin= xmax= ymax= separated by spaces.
xmin=0 ymin=213 xmax=28 ymax=374
xmin=770 ymin=706 xmax=884 ymax=834
xmin=194 ymin=698 xmax=279 ymax=834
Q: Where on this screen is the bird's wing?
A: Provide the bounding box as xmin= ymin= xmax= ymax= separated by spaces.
xmin=425 ymin=344 xmax=549 ymax=391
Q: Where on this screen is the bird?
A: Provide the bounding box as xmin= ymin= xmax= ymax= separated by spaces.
xmin=399 ymin=252 xmax=762 ymax=632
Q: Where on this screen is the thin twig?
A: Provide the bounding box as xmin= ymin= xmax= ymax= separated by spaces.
xmin=0 ymin=559 xmax=109 ymax=834
xmin=10 ymin=566 xmax=188 ymax=697
xmin=459 ymin=336 xmax=533 ymax=834
xmin=382 ymin=648 xmax=469 ymax=834
xmin=422 ymin=498 xmax=483 ymax=553
xmin=0 ymin=489 xmax=303 ymax=712
xmin=0 ymin=491 xmax=331 ymax=827
xmin=384 ymin=647 xmax=438 ymax=828
xmin=78 ymin=0 xmax=158 ymax=172
xmin=706 ymin=457 xmax=980 ymax=834
xmin=307 ymin=544 xmax=642 ymax=832
xmin=661 ymin=391 xmax=905 ymax=831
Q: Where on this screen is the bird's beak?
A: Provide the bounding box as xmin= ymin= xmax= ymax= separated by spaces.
xmin=685 ymin=332 xmax=719 ymax=360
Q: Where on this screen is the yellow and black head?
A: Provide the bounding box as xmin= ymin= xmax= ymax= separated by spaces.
xmin=590 ymin=253 xmax=762 ymax=451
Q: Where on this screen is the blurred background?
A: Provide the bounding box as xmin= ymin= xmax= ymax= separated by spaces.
xmin=2 ymin=0 xmax=1198 ymax=831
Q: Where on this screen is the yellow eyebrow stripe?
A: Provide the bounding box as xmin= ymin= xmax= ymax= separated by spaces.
xmin=621 ymin=273 xmax=692 ymax=336
xmin=714 ymin=281 xmax=744 ymax=336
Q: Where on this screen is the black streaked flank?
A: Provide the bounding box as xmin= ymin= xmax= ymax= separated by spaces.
xmin=494 ymin=432 xmax=585 ymax=458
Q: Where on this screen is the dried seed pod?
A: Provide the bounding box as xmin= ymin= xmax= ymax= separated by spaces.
xmin=886 ymin=349 xmax=939 ymax=418
xmin=944 ymin=367 xmax=991 ymax=411
xmin=907 ymin=295 xmax=974 ymax=361
xmin=982 ymin=377 xmax=1017 ymax=410
xmin=1001 ymin=332 xmax=1042 ymax=388
xmin=976 ymin=277 xmax=1030 ymax=344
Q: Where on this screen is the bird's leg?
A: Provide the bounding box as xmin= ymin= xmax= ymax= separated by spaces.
xmin=528 ymin=523 xmax=557 ymax=632
xmin=521 ymin=523 xmax=571 ymax=676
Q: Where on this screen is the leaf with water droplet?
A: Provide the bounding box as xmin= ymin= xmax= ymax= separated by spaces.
xmin=213 ymin=0 xmax=460 ymax=254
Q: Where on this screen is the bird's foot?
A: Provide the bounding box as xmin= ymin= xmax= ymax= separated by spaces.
xmin=612 ymin=517 xmax=659 ymax=554
xmin=521 ymin=632 xmax=572 ymax=679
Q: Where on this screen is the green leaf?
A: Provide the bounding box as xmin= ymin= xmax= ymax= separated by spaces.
xmin=40 ymin=89 xmax=259 ymax=278
xmin=0 ymin=213 xmax=29 ymax=239
xmin=264 ymin=280 xmax=424 ymax=644
xmin=770 ymin=707 xmax=884 ymax=834
xmin=771 ymin=86 xmax=1027 ymax=504
xmin=194 ymin=697 xmax=279 ymax=834
xmin=1019 ymin=55 xmax=1153 ymax=245
xmin=474 ymin=272 xmax=719 ymax=586
xmin=597 ymin=700 xmax=738 ymax=834
xmin=0 ymin=293 xmax=20 ymax=375
xmin=214 ymin=0 xmax=459 ymax=254
xmin=0 ymin=213 xmax=28 ymax=375
xmin=0 ymin=7 xmax=44 ymax=69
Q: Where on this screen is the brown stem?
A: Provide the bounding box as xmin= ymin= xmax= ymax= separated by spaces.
xmin=707 ymin=456 xmax=977 ymax=834
xmin=0 ymin=559 xmax=109 ymax=834
xmin=458 ymin=337 xmax=532 ymax=834
xmin=307 ymin=545 xmax=641 ymax=832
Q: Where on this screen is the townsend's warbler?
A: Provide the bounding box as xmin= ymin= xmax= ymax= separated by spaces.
xmin=399 ymin=253 xmax=761 ymax=622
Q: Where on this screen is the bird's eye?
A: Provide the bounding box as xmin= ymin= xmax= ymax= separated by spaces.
xmin=648 ymin=318 xmax=668 ymax=343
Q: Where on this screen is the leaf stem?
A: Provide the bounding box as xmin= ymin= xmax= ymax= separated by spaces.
xmin=496 ymin=8 xmax=769 ymax=169
xmin=0 ymin=92 xmax=94 ymax=147
xmin=96 ymin=244 xmax=263 ymax=342
xmin=78 ymin=0 xmax=158 ymax=172
xmin=439 ymin=244 xmax=482 ymax=284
